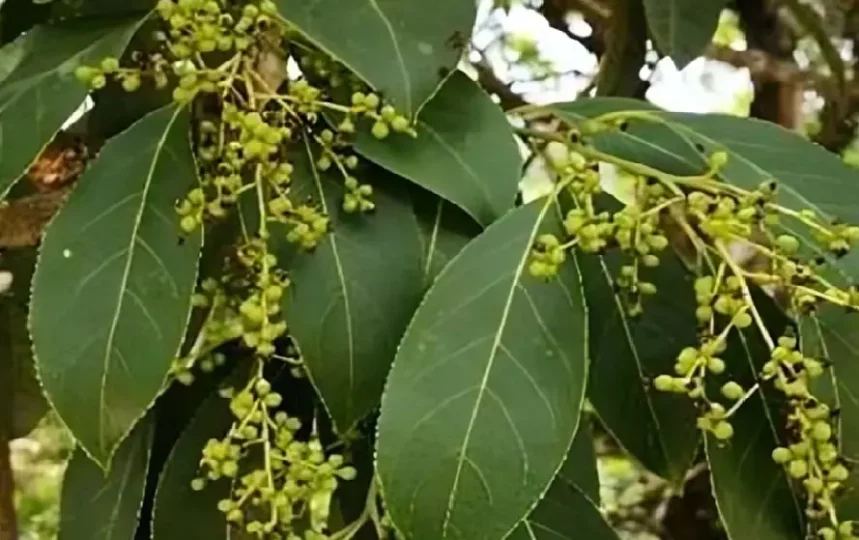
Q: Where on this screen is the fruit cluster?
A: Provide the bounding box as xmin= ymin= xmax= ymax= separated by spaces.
xmin=522 ymin=111 xmax=859 ymax=536
xmin=193 ymin=373 xmax=357 ymax=538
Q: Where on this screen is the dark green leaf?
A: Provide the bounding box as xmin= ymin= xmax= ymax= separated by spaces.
xmin=0 ymin=0 xmax=52 ymax=45
xmin=581 ymin=246 xmax=700 ymax=483
xmin=376 ymin=198 xmax=589 ymax=540
xmin=0 ymin=15 xmax=143 ymax=200
xmin=800 ymin=312 xmax=859 ymax=460
xmin=59 ymin=415 xmax=154 ymax=540
xmin=151 ymin=388 xmax=232 ymax=540
xmin=558 ymin=419 xmax=600 ymax=502
xmin=642 ymin=0 xmax=728 ymax=69
xmin=274 ymin=0 xmax=476 ymax=116
xmin=0 ymin=250 xmax=48 ymax=439
xmin=30 ymin=105 xmax=203 ymax=467
xmin=705 ymin=298 xmax=804 ymax=539
xmin=275 ymin=143 xmax=424 ymax=435
xmin=355 ymin=72 xmax=522 ymax=226
xmin=507 ymin=422 xmax=618 ymax=540
xmin=51 ymin=0 xmax=154 ymax=17
xmin=412 ymin=194 xmax=482 ymax=287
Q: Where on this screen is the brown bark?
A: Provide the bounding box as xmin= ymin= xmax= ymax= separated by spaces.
xmin=737 ymin=0 xmax=802 ymax=129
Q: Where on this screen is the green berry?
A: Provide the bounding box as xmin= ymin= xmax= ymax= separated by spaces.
xmin=122 ymin=74 xmax=141 ymax=92
xmin=678 ymin=347 xmax=698 ymax=365
xmin=221 ymin=460 xmax=239 ymax=477
xmin=100 ymin=57 xmax=120 ymax=73
xmin=371 ymin=121 xmax=390 ymax=139
xmin=639 ymin=282 xmax=657 ymax=295
xmin=364 ymin=93 xmax=380 ymax=109
xmin=829 ymin=464 xmax=849 ymax=482
xmin=713 ymin=421 xmax=733 ymax=440
xmin=255 ymin=379 xmax=271 ymax=396
xmin=811 ymin=421 xmax=832 ymax=441
xmin=380 ymin=105 xmax=396 ymax=120
xmin=721 ymin=381 xmax=744 ymax=400
xmin=771 ymin=447 xmax=792 ymax=464
xmin=707 ymin=357 xmax=726 ymax=374
xmin=74 ymin=65 xmax=97 ymax=84
xmin=788 ymin=459 xmax=808 ymax=479
xmin=733 ymin=311 xmax=753 ymax=329
xmin=654 ymin=375 xmax=674 ymax=392
xmin=803 ymin=476 xmax=823 ymax=494
xmin=391 ymin=115 xmax=410 ymax=132
xmin=180 ymin=216 xmax=198 ymax=234
xmin=264 ymin=393 xmax=282 ymax=407
xmin=648 ymin=235 xmax=669 ymax=251
xmin=818 ymin=527 xmax=836 ymax=540
xmin=776 ymin=234 xmax=800 ymax=254
xmin=90 ymin=74 xmax=107 ymax=89
xmin=696 ymin=305 xmax=713 ymax=324
xmin=190 ymin=478 xmax=206 ymax=491
xmin=337 ymin=466 xmax=358 ymax=480
xmin=708 ymin=151 xmax=729 ymax=169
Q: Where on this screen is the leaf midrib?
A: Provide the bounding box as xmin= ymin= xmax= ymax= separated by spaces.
xmin=365 ymin=0 xmax=412 ymax=114
xmin=594 ymin=256 xmax=676 ymax=475
xmin=441 ymin=198 xmax=553 ymax=536
xmin=303 ymin=138 xmax=356 ymax=429
xmin=97 ymin=107 xmax=182 ymax=455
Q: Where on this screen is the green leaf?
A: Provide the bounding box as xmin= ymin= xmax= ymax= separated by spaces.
xmin=642 ymin=0 xmax=728 ymax=69
xmin=51 ymin=0 xmax=154 ymax=17
xmin=59 ymin=414 xmax=154 ymax=540
xmin=30 ymin=105 xmax=203 ymax=467
xmin=507 ymin=422 xmax=619 ymax=540
xmin=355 ymin=72 xmax=522 ymax=226
xmin=274 ymin=0 xmax=476 ymax=116
xmin=705 ymin=297 xmax=804 ymax=540
xmin=581 ymin=245 xmax=700 ymax=483
xmin=558 ymin=419 xmax=600 ymax=502
xmin=412 ymin=194 xmax=482 ymax=287
xmin=0 ymin=250 xmax=49 ymax=439
xmin=376 ymin=198 xmax=589 ymax=540
xmin=151 ymin=388 xmax=233 ymax=540
xmin=274 ymin=143 xmax=424 ymax=434
xmin=0 ymin=15 xmax=143 ymax=200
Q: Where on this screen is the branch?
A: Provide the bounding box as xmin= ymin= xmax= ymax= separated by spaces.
xmin=472 ymin=62 xmax=528 ymax=110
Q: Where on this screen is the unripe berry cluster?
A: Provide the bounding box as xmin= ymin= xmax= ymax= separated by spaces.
xmin=528 ymin=234 xmax=567 ymax=278
xmin=521 ymin=111 xmax=859 ymax=538
xmin=156 ymin=0 xmax=278 ymax=59
xmin=74 ymin=56 xmax=142 ymax=92
xmin=193 ymin=373 xmax=357 ymax=538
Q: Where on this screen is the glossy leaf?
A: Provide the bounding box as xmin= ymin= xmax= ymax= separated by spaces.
xmin=642 ymin=0 xmax=728 ymax=69
xmin=705 ymin=298 xmax=804 ymax=539
xmin=558 ymin=419 xmax=600 ymax=502
xmin=59 ymin=416 xmax=154 ymax=540
xmin=412 ymin=194 xmax=482 ymax=286
xmin=355 ymin=72 xmax=522 ymax=226
xmin=0 ymin=15 xmax=143 ymax=200
xmin=31 ymin=105 xmax=202 ymax=467
xmin=276 ymin=143 xmax=424 ymax=435
xmin=581 ymin=245 xmax=700 ymax=483
xmin=508 ymin=422 xmax=618 ymax=540
xmin=376 ymin=199 xmax=589 ymax=540
xmin=151 ymin=389 xmax=233 ymax=540
xmin=275 ymin=0 xmax=476 ymax=116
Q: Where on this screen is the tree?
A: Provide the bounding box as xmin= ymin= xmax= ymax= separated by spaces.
xmin=2 ymin=0 xmax=859 ymax=539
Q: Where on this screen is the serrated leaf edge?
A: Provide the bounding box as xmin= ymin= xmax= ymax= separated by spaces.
xmin=374 ymin=196 xmax=590 ymax=540
xmin=28 ymin=104 xmax=202 ymax=471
